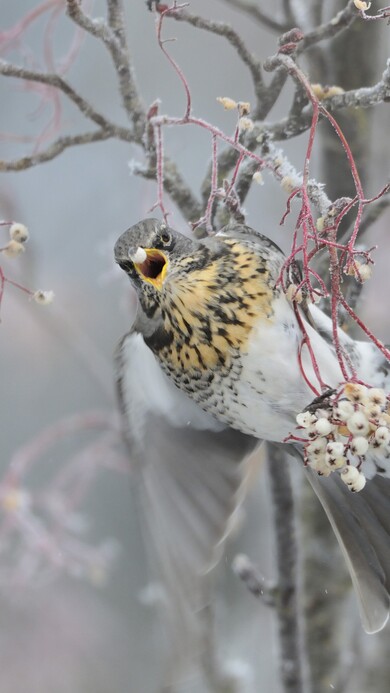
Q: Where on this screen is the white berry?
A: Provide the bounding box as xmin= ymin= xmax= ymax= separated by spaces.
xmin=307 ymin=438 xmax=327 ymax=456
xmin=341 ymin=465 xmax=360 ymax=485
xmin=326 ymin=441 xmax=345 ymax=458
xmin=333 ymin=400 xmax=354 ymax=421
xmin=374 ymin=426 xmax=390 ymax=446
xmin=296 ymin=411 xmax=316 ymax=428
xmin=347 ymin=411 xmax=370 ymax=436
xmin=350 ymin=436 xmax=369 ymax=456
xmin=325 ymin=456 xmax=346 ymax=470
xmin=367 ymin=388 xmax=386 ymax=407
xmin=314 ymin=418 xmax=334 ymax=437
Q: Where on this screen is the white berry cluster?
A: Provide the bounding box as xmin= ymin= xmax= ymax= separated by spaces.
xmin=296 ymin=383 xmax=390 ymax=492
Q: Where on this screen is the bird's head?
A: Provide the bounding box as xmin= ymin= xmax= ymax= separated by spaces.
xmin=114 ymin=218 xmax=196 ymax=316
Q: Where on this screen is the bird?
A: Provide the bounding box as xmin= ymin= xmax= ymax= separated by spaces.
xmin=114 ymin=217 xmax=390 ymax=689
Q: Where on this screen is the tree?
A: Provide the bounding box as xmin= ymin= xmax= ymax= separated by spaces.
xmin=0 ymin=1 xmax=389 ymax=692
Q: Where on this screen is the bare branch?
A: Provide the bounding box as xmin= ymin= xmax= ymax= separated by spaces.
xmin=310 ymin=0 xmax=324 ymax=27
xmin=262 ymin=58 xmax=390 ymax=141
xmin=65 ymin=0 xmax=114 ymax=41
xmin=258 ymin=67 xmax=289 ymax=118
xmin=300 ymin=474 xmax=353 ymax=693
xmin=267 ymin=444 xmax=305 ymax=693
xmin=201 ymin=52 xmax=389 ymax=213
xmin=106 ymin=0 xmax=128 ymax=48
xmin=282 ymin=0 xmax=297 ymax=27
xmin=0 ymin=61 xmax=200 ymax=221
xmin=0 ymin=130 xmax=115 ymax=172
xmin=66 ymin=0 xmax=145 ymax=136
xmin=298 ymin=0 xmax=357 ymax=54
xmin=0 ymin=59 xmax=133 ymax=138
xmin=322 ymin=58 xmax=390 ymax=109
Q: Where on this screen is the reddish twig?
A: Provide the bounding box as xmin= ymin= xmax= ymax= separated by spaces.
xmin=265 ymin=49 xmax=390 ymax=392
xmin=358 ymin=4 xmax=390 ymax=21
xmin=156 ymin=4 xmax=192 ymax=119
xmin=293 ymin=302 xmax=328 ymax=395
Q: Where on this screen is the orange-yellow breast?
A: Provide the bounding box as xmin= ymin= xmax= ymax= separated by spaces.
xmin=159 ymin=238 xmax=279 ymax=372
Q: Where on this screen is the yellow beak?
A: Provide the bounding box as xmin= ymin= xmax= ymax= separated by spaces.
xmin=133 ymin=248 xmax=168 ymax=290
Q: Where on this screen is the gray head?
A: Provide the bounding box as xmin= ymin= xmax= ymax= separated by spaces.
xmin=114 ymin=218 xmax=196 ymax=315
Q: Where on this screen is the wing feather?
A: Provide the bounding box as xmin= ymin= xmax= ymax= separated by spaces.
xmin=116 ymin=331 xmax=260 ymax=686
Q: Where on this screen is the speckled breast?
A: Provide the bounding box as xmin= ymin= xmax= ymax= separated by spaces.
xmin=146 ymin=237 xmax=285 ymax=434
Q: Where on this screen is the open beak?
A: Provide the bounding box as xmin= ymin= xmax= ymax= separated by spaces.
xmin=130 ymin=247 xmax=168 ymax=290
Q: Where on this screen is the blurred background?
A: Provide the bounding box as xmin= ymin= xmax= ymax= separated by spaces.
xmin=0 ymin=1 xmax=389 ymax=691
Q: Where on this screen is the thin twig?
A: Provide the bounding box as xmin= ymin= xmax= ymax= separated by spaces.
xmin=217 ymin=0 xmax=288 ymax=33
xmin=315 ymin=188 xmax=390 ymax=302
xmin=232 ymin=554 xmax=276 ymax=607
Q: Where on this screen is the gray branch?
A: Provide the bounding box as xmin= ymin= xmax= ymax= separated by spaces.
xmin=267 ymin=444 xmax=305 ymax=693
xmin=66 ymin=0 xmax=145 ymax=137
xmin=0 ymin=130 xmax=116 ymax=172
xmin=217 ymin=0 xmax=288 ymax=33
xmin=300 ymin=477 xmax=352 ymax=692
xmin=261 ymin=58 xmax=390 ymax=141
xmin=282 ymin=0 xmax=297 ymax=26
xmin=297 ymin=0 xmax=358 ymax=53
xmin=0 ymin=59 xmax=134 ymax=138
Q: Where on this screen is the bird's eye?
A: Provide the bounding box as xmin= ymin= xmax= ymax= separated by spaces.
xmin=160 ymin=226 xmax=172 ymax=246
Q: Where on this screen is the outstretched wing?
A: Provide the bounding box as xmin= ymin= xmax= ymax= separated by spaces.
xmin=116 ymin=330 xmax=260 ymax=686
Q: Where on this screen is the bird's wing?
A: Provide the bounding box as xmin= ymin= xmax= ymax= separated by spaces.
xmin=299 ymin=455 xmax=390 ymax=633
xmin=215 ymin=222 xmax=285 ymax=257
xmin=116 ymin=330 xmax=260 ymax=686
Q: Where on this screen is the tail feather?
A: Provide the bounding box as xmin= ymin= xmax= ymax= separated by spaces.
xmin=303 ymin=465 xmax=390 ymax=633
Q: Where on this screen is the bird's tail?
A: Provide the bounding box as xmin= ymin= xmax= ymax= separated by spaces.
xmin=301 ymin=456 xmax=390 ymax=633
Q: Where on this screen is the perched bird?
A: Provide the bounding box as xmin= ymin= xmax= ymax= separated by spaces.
xmin=114 ymin=218 xmax=390 ymax=688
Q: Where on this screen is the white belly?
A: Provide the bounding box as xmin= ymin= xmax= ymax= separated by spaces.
xmin=220 ymin=297 xmax=345 ymax=442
